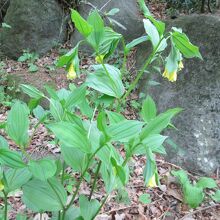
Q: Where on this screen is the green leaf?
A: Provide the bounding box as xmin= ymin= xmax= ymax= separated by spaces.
xmin=106 ymin=111 xmax=125 ymax=124
xmin=79 ymin=195 xmax=100 ymax=220
xmin=125 ymin=36 xmax=149 ymax=54
xmin=87 ymin=10 xmax=105 ymax=51
xmin=211 ymin=190 xmax=220 ymax=202
xmin=49 ymin=99 xmax=64 ymax=122
xmin=0 ymin=135 xmax=9 ymax=149
xmin=16 ymin=214 xmax=27 ymax=220
xmin=0 ymin=149 xmax=26 ymax=168
xmin=65 ymin=207 xmax=81 ymax=220
xmin=99 ymin=27 xmax=122 ymax=58
xmin=20 ymin=84 xmax=44 ymax=100
xmin=97 ymin=112 xmax=108 ymax=137
xmin=106 ymin=8 xmax=120 ymax=16
xmin=45 ymin=85 xmax=59 ymax=100
xmin=7 ymin=102 xmax=29 ymax=147
xmin=143 ymin=157 xmax=156 ymax=185
xmin=171 ymin=170 xmax=189 ymax=185
xmin=28 ymin=63 xmax=38 ymax=72
xmin=33 ymin=105 xmax=47 ymax=120
xmin=183 ymin=182 xmax=204 ymax=208
xmin=143 ymin=19 xmax=160 ymax=48
xmin=2 ymin=22 xmax=11 ymax=29
xmin=71 ymin=10 xmax=93 ymax=38
xmin=110 ymin=157 xmax=126 ymax=185
xmin=28 ymin=158 xmax=57 ymax=181
xmin=140 ymin=108 xmax=182 ymax=140
xmin=171 ymin=31 xmax=202 ymax=59
xmin=3 ymin=168 xmax=32 ymax=193
xmin=139 ymin=193 xmax=151 ymax=204
xmin=61 ymin=144 xmax=86 ymax=172
xmin=138 ymin=0 xmax=152 ymax=17
xmin=141 ymin=96 xmax=157 ymax=122
xmin=136 ymin=134 xmax=167 ymax=154
xmin=196 ymin=177 xmax=217 ymax=189
xmin=57 ymin=43 xmax=81 ymax=75
xmin=86 ymin=64 xmax=124 ymax=98
xmin=164 ymin=44 xmax=180 ymax=73
xmin=108 ymin=120 xmax=144 ymax=142
xmin=22 ymin=178 xmax=67 ymax=212
xmin=48 ymin=121 xmax=91 ymax=153
xmin=65 ymin=85 xmax=86 ymax=109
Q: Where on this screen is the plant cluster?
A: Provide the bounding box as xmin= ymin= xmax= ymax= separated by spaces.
xmin=0 ymin=1 xmax=204 ymax=219
xmin=18 ymin=51 xmax=39 ymax=73
xmin=172 ymin=170 xmax=220 ymax=208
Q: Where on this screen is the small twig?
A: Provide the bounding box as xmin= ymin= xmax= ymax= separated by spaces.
xmin=103 ymin=198 xmax=163 ymax=215
xmin=179 ymin=204 xmax=220 ymax=220
xmin=99 ymin=0 xmax=113 ymax=11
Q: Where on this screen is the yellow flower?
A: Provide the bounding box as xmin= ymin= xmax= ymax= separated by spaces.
xmin=147 ymin=174 xmax=157 ymax=188
xmin=0 ymin=180 xmax=4 ymax=191
xmin=95 ymin=55 xmax=105 ymax=64
xmin=178 ymin=60 xmax=184 ymax=70
xmin=67 ymin=63 xmax=77 ymax=80
xmin=162 ymin=68 xmax=177 ymax=82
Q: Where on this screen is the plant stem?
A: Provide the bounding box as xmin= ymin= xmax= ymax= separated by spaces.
xmin=93 ymin=194 xmax=109 ymax=218
xmin=121 ymin=51 xmax=155 ymax=103
xmin=20 ymin=146 xmax=32 ymax=160
xmin=121 ymin=38 xmax=164 ymax=105
xmin=89 ymin=160 xmax=102 ymax=200
xmin=3 ymin=191 xmax=7 ymax=220
xmin=121 ymin=37 xmax=127 ymax=76
xmin=61 ymin=161 xmax=66 ymax=185
xmin=65 ymin=144 xmax=106 ymax=211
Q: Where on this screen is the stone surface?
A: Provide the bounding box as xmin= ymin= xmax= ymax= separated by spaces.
xmin=71 ymin=0 xmax=144 ymax=48
xmin=0 ymin=0 xmax=10 ymax=23
xmin=139 ymin=15 xmax=220 ymax=175
xmin=0 ymin=0 xmax=66 ymax=59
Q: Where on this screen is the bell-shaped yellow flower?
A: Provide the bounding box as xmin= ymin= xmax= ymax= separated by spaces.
xmin=147 ymin=174 xmax=157 ymax=188
xmin=0 ymin=180 xmax=4 ymax=191
xmin=67 ymin=63 xmax=77 ymax=80
xmin=162 ymin=68 xmax=177 ymax=82
xmin=178 ymin=60 xmax=184 ymax=71
xmin=95 ymin=55 xmax=105 ymax=64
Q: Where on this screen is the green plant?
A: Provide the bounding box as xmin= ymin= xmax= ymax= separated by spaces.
xmin=171 ymin=170 xmax=219 ymax=208
xmin=0 ymin=1 xmax=202 ymax=219
xmin=18 ymin=50 xmax=39 ymax=73
xmin=0 ymin=61 xmax=13 ymax=106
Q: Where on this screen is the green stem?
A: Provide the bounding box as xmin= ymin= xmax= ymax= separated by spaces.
xmin=121 ymin=51 xmax=155 ymax=103
xmin=89 ymin=160 xmax=102 ymax=200
xmin=121 ymin=37 xmax=127 ymax=76
xmin=65 ymin=144 xmax=106 ymax=211
xmin=93 ymin=194 xmax=109 ymax=219
xmin=121 ymin=38 xmax=164 ymax=105
xmin=3 ymin=191 xmax=7 ymax=220
xmin=61 ymin=161 xmax=65 ymax=185
xmin=20 ymin=146 xmax=32 ymax=160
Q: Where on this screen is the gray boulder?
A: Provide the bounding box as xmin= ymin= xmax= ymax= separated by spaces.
xmin=0 ymin=0 xmax=66 ymax=59
xmin=0 ymin=0 xmax=10 ymax=23
xmin=139 ymin=15 xmax=220 ymax=175
xmin=71 ymin=0 xmax=144 ymax=48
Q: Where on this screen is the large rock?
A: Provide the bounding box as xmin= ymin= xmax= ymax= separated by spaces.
xmin=139 ymin=15 xmax=220 ymax=175
xmin=0 ymin=0 xmax=66 ymax=59
xmin=0 ymin=0 xmax=10 ymax=23
xmin=71 ymin=0 xmax=144 ymax=48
